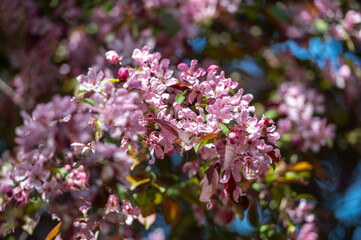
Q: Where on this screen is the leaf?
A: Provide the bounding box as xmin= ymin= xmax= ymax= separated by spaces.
xmin=45 ymin=222 xmax=62 ymax=240
xmin=280 ymin=133 xmax=291 ymax=142
xmin=289 ymin=161 xmax=313 ymax=171
xmin=100 ymin=78 xmax=119 ymax=89
xmin=161 ymin=198 xmax=181 ymax=226
xmin=169 ymin=83 xmax=190 ymax=91
xmin=219 ymin=123 xmax=230 ymax=136
xmin=269 ymin=162 xmax=276 ymax=172
xmin=154 ymin=119 xmax=190 ymax=145
xmin=251 ymin=183 xmax=262 ymax=192
xmin=195 ymin=140 xmax=208 ymax=153
xmin=138 ymin=213 xmax=156 ymax=230
xmin=195 ymin=103 xmax=208 ymax=107
xmin=76 ymin=98 xmax=96 ymax=107
xmin=135 ymin=191 xmax=156 ymax=218
xmin=139 ymin=202 xmax=156 ymax=218
xmin=199 ymin=168 xmax=219 ymax=202
xmin=77 ymin=90 xmax=88 ymax=95
xmin=154 ymin=192 xmax=164 ymax=205
xmin=199 ymin=132 xmax=221 ymax=142
xmin=216 ymin=140 xmax=237 ymax=170
xmin=282 ymin=171 xmax=300 ymax=182
xmin=265 ymin=141 xmax=281 ymax=163
xmin=175 ymin=93 xmax=186 ymax=105
xmin=200 ymin=157 xmax=217 ymax=176
xmin=108 ymin=78 xmax=120 ymax=82
xmin=314 ymin=19 xmax=329 ymax=32
xmin=264 ymin=109 xmax=279 ymax=119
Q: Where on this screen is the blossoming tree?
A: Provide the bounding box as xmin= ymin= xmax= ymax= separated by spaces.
xmin=1 ymin=0 xmax=361 ymax=239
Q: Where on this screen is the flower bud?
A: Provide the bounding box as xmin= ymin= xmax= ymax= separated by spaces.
xmin=105 ymin=50 xmax=120 ymax=64
xmin=207 ymin=65 xmax=219 ymax=72
xmin=118 ymin=67 xmax=129 ymax=82
xmin=229 ymin=132 xmax=237 ymax=144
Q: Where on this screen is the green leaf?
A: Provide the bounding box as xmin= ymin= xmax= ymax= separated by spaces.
xmin=264 ymin=109 xmax=279 ymax=119
xmin=195 ymin=140 xmax=208 ymax=153
xmin=175 ymin=93 xmax=186 ymax=105
xmin=228 ymin=120 xmax=238 ymax=126
xmin=77 ymin=90 xmax=89 ymax=95
xmin=195 ymin=103 xmax=208 ymax=107
xmin=314 ymin=19 xmax=329 ymax=32
xmin=270 ymin=161 xmax=276 ymax=171
xmin=100 ymin=78 xmax=119 ymax=89
xmin=50 ymin=167 xmax=68 ymax=178
xmin=251 ymin=183 xmax=262 ymax=192
xmin=108 ymin=78 xmax=119 ymax=82
xmin=219 ymin=122 xmax=230 ymax=136
xmin=165 ymin=187 xmax=180 ymax=198
xmin=284 ymin=171 xmax=300 ymax=181
xmin=280 ymin=133 xmax=291 ymax=142
xmin=76 ymin=98 xmax=96 ymax=107
xmin=268 ymin=6 xmax=291 ymax=23
xmin=200 ymin=158 xmax=217 ymax=176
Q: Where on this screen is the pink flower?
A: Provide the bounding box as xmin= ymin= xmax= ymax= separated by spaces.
xmin=148 ymin=228 xmax=166 ymax=240
xmin=343 ymin=10 xmax=361 ymax=30
xmin=178 ymin=59 xmax=206 ymax=84
xmin=105 ymin=50 xmax=120 ymax=64
xmin=132 ymin=46 xmax=160 ymax=67
xmin=206 ymin=99 xmax=233 ymax=124
xmin=66 ymin=165 xmax=88 ymax=189
xmin=117 ymin=67 xmax=129 ymax=82
xmin=12 ymin=187 xmax=27 ymax=203
xmin=106 ymin=194 xmax=120 ymax=213
xmin=182 ymin=160 xmax=200 ymax=178
xmin=121 ymin=200 xmax=141 ymax=225
xmin=296 ymin=223 xmax=318 ymax=240
xmin=76 ymin=68 xmax=104 ymax=92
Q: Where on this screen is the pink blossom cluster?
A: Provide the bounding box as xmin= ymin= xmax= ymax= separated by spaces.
xmin=284 ymin=0 xmax=343 ymax=39
xmin=0 ymin=96 xmax=93 ymax=207
xmin=331 ymin=10 xmax=361 ymax=45
xmin=281 ymin=198 xmax=318 ymax=240
xmin=93 ymin=0 xmax=241 ymax=60
xmin=275 ymin=1 xmax=361 ymax=100
xmin=0 ymin=0 xmax=241 ymax=114
xmin=119 ymin=46 xmax=280 ymax=204
xmin=0 ymin=46 xmax=279 ymax=238
xmin=321 ymin=59 xmax=361 ymax=102
xmin=277 ymin=82 xmax=335 ymax=152
xmin=0 ymin=0 xmax=84 ymax=108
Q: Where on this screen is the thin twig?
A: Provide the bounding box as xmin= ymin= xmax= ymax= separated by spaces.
xmin=0 ymin=78 xmax=28 ymax=109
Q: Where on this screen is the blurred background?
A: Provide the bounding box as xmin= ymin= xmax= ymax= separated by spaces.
xmin=1 ymin=0 xmax=361 ymax=239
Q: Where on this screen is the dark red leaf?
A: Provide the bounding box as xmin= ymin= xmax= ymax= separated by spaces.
xmin=154 ymin=119 xmax=190 ymax=145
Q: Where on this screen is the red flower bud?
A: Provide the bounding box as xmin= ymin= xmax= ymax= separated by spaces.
xmin=118 ymin=67 xmax=129 ymax=82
